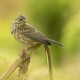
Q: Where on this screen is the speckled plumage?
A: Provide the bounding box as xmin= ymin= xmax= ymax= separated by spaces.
xmin=11 ymin=15 xmax=63 ymax=47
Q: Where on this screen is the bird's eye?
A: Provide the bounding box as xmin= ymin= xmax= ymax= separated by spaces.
xmin=19 ymin=18 xmax=22 ymax=21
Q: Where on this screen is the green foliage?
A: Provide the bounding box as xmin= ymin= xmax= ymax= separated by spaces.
xmin=0 ymin=0 xmax=80 ymax=80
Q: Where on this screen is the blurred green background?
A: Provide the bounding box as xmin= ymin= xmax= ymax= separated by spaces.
xmin=0 ymin=0 xmax=80 ymax=80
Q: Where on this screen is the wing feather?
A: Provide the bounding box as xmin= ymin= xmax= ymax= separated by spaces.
xmin=19 ymin=24 xmax=51 ymax=45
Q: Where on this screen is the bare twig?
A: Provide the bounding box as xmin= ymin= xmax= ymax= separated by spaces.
xmin=0 ymin=57 xmax=22 ymax=80
xmin=0 ymin=43 xmax=41 ymax=80
xmin=0 ymin=49 xmax=30 ymax=80
xmin=0 ymin=43 xmax=52 ymax=80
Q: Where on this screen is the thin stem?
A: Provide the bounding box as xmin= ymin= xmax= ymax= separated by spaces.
xmin=0 ymin=44 xmax=41 ymax=80
xmin=0 ymin=49 xmax=29 ymax=80
xmin=44 ymin=45 xmax=53 ymax=80
xmin=0 ymin=57 xmax=22 ymax=80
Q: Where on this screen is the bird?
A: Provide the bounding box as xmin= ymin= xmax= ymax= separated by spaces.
xmin=11 ymin=15 xmax=63 ymax=47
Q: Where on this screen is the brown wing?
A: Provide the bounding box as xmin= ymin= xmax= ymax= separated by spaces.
xmin=19 ymin=24 xmax=51 ymax=45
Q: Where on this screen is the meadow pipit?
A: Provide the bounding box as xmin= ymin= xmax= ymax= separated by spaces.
xmin=11 ymin=15 xmax=63 ymax=47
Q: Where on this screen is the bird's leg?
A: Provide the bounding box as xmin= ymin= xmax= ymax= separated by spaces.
xmin=44 ymin=45 xmax=53 ymax=80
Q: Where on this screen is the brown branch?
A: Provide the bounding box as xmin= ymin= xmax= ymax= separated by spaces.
xmin=0 ymin=49 xmax=30 ymax=80
xmin=0 ymin=43 xmax=52 ymax=80
xmin=0 ymin=43 xmax=41 ymax=80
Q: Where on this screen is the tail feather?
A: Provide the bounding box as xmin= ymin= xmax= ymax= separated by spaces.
xmin=48 ymin=39 xmax=63 ymax=47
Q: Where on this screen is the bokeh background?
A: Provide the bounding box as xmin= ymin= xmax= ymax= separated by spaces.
xmin=0 ymin=0 xmax=80 ymax=80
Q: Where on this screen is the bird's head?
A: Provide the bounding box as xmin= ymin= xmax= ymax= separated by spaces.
xmin=11 ymin=15 xmax=27 ymax=34
xmin=15 ymin=15 xmax=27 ymax=23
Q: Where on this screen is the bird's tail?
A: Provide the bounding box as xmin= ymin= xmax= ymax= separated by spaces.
xmin=48 ymin=39 xmax=63 ymax=47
